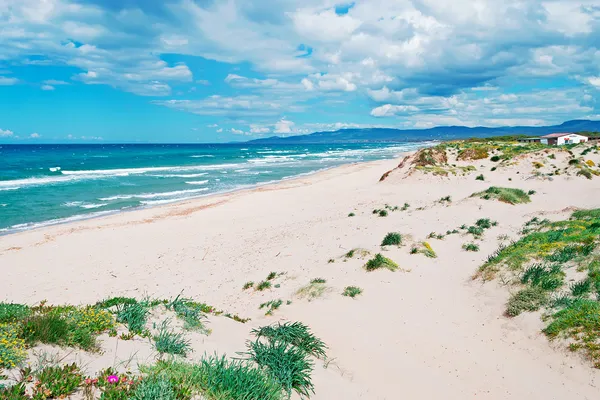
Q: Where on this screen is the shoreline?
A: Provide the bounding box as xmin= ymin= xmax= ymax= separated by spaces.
xmin=0 ymin=155 xmax=403 ymax=241
xmin=0 ymin=156 xmax=406 ymax=238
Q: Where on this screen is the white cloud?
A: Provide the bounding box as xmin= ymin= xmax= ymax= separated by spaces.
xmin=274 ymin=118 xmax=295 ymax=134
xmin=196 ymin=80 xmax=210 ymax=86
xmin=371 ymin=104 xmax=419 ymax=117
xmin=589 ymin=77 xmax=600 ymax=88
xmin=250 ymin=125 xmax=271 ymax=134
xmin=153 ymin=95 xmax=303 ymax=117
xmin=0 ymin=129 xmax=14 ymax=137
xmin=43 ymin=79 xmax=69 ymax=85
xmin=230 ymin=128 xmax=246 ymax=135
xmin=292 ymin=8 xmax=362 ymax=43
xmin=41 ymin=84 xmax=55 ymax=91
xmin=0 ymin=77 xmax=19 ymax=85
xmin=29 ymin=132 xmax=41 ymax=138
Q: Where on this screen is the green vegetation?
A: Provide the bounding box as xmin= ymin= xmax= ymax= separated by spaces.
xmin=427 ymin=232 xmax=445 ymax=240
xmin=267 ymin=272 xmax=277 ymax=281
xmin=243 ymin=281 xmax=254 ymax=290
xmin=439 ymin=195 xmax=452 ymax=203
xmin=506 ymin=287 xmax=549 ymax=317
xmin=256 ymin=280 xmax=272 ymax=291
xmin=31 ymin=363 xmax=82 ymax=399
xmin=476 ymin=208 xmax=600 ymax=366
xmin=343 ymin=248 xmax=369 ymax=259
xmin=116 ymin=302 xmax=149 ymax=334
xmin=348 ymin=212 xmax=355 ymax=217
xmin=378 ymin=209 xmax=388 ymax=217
xmin=153 ymin=320 xmax=192 ymax=357
xmin=259 ymin=300 xmax=284 ymax=316
xmin=475 ymin=174 xmax=485 ymax=181
xmin=0 ymin=323 xmax=27 ymax=369
xmin=131 ymin=375 xmax=176 ymax=400
xmin=472 ymin=187 xmax=531 ymax=205
xmin=342 ymin=286 xmax=363 ymax=298
xmin=251 ymin=322 xmax=327 ymax=359
xmin=463 ymin=243 xmax=480 ymax=252
xmin=141 ymin=356 xmax=284 ymax=400
xmin=410 ymin=242 xmax=437 ymax=258
xmin=364 ymin=254 xmax=399 ymax=271
xmin=296 ymin=279 xmax=328 ymax=301
xmin=490 ymin=155 xmax=500 ymax=162
xmin=0 ymin=303 xmax=31 ymax=323
xmin=381 ymin=232 xmax=402 ymax=246
xmin=166 ymin=295 xmax=209 ymax=332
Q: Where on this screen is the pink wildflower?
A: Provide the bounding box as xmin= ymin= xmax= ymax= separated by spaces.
xmin=107 ymin=375 xmax=119 ymax=384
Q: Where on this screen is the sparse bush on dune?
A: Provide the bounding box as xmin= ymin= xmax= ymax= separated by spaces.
xmin=342 ymin=286 xmax=363 ymax=298
xmin=476 ymin=208 xmax=600 ymax=366
xmin=381 ymin=232 xmax=402 ymax=246
xmin=472 ymin=187 xmax=531 ymax=205
xmin=364 ymin=254 xmax=399 ymax=271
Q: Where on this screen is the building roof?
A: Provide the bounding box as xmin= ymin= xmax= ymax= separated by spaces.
xmin=541 ymin=132 xmax=584 ymax=138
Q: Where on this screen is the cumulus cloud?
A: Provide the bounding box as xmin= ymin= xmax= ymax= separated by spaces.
xmin=0 ymin=129 xmax=14 ymax=137
xmin=29 ymin=133 xmax=41 ymax=138
xmin=0 ymin=0 xmax=599 ymax=128
xmin=41 ymin=85 xmax=55 ymax=91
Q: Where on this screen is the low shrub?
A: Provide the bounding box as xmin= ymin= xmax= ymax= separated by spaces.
xmin=243 ymin=282 xmax=254 ymax=290
xmin=0 ymin=303 xmax=31 ymax=323
xmin=475 ymin=174 xmax=485 ymax=181
xmin=0 ymin=323 xmax=27 ymax=369
xmin=506 ymin=287 xmax=548 ymax=317
xmin=490 ymin=155 xmax=501 ymax=162
xmin=256 ymin=281 xmax=272 ymax=291
xmin=342 ymin=286 xmax=363 ymax=298
xmin=364 ymin=254 xmax=399 ymax=271
xmin=472 ymin=187 xmax=531 ymax=205
xmin=381 ymin=232 xmax=402 ymax=246
xmin=32 ymin=363 xmax=82 ymax=400
xmin=463 ymin=243 xmax=480 ymax=252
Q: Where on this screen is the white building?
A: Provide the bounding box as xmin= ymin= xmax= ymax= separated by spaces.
xmin=539 ymin=133 xmax=589 ymax=146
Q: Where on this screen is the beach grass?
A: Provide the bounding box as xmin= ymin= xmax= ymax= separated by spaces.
xmin=251 ymin=321 xmax=327 ymax=359
xmin=296 ymin=280 xmax=329 ymax=300
xmin=472 ymin=187 xmax=531 ymax=205
xmin=244 ymin=339 xmax=314 ymax=399
xmin=153 ymin=319 xmax=192 ymax=357
xmin=381 ymin=232 xmax=402 ymax=246
xmin=342 ymin=286 xmax=363 ymax=298
xmin=364 ymin=254 xmax=399 ymax=271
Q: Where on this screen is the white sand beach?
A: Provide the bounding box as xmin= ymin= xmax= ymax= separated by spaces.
xmin=2 ymin=144 xmax=600 ymax=399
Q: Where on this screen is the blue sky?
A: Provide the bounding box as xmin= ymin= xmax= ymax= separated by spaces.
xmin=0 ymin=0 xmax=599 ymax=143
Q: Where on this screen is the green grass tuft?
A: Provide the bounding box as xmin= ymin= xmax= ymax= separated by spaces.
xmin=463 ymin=243 xmax=480 ymax=252
xmin=506 ymin=286 xmax=548 ymax=317
xmin=256 ymin=280 xmax=272 ymax=291
xmin=116 ymin=302 xmax=149 ymax=334
xmin=245 ymin=339 xmax=314 ymax=399
xmin=381 ymin=232 xmax=402 ymax=246
xmin=153 ymin=319 xmax=192 ymax=357
xmin=342 ymin=286 xmax=363 ymax=298
xmin=251 ymin=321 xmax=327 ymax=359
xmin=364 ymin=254 xmax=399 ymax=271
xmin=472 ymin=187 xmax=531 ymax=205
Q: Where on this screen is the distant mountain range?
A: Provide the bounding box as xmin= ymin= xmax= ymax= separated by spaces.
xmin=247 ymin=119 xmax=600 ymax=144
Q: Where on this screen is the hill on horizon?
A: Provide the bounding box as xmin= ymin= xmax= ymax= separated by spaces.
xmin=247 ymin=119 xmax=600 ymax=144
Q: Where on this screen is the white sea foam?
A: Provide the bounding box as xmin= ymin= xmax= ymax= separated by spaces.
xmin=148 ymin=173 xmax=208 ymax=178
xmin=64 ymin=201 xmax=84 ymax=207
xmin=80 ymin=203 xmax=108 ymax=209
xmin=0 ymin=186 xmax=20 ymax=191
xmin=0 ymin=204 xmax=7 ymax=207
xmin=99 ymin=188 xmax=209 ymax=201
xmin=185 ymin=180 xmax=209 ymax=185
xmin=190 ymin=155 xmax=215 ymax=158
xmin=49 ymin=167 xmax=61 ymax=172
xmin=61 ymin=163 xmax=240 ymax=176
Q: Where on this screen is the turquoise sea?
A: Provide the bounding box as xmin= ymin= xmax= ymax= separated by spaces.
xmin=0 ymin=142 xmax=433 ymax=234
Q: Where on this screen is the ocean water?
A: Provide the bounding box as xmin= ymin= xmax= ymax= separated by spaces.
xmin=0 ymin=142 xmax=433 ymax=234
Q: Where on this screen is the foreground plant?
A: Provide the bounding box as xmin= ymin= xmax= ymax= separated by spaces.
xmin=251 ymin=321 xmax=327 ymax=359
xmin=244 ymin=339 xmax=314 ymax=399
xmin=153 ymin=319 xmax=192 ymax=357
xmin=31 ymin=363 xmax=82 ymax=400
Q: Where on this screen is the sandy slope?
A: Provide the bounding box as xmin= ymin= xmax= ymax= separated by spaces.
xmin=2 ymin=146 xmax=600 ymax=399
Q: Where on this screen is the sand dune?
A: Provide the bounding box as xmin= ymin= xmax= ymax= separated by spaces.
xmin=2 ymin=141 xmax=600 ymax=398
